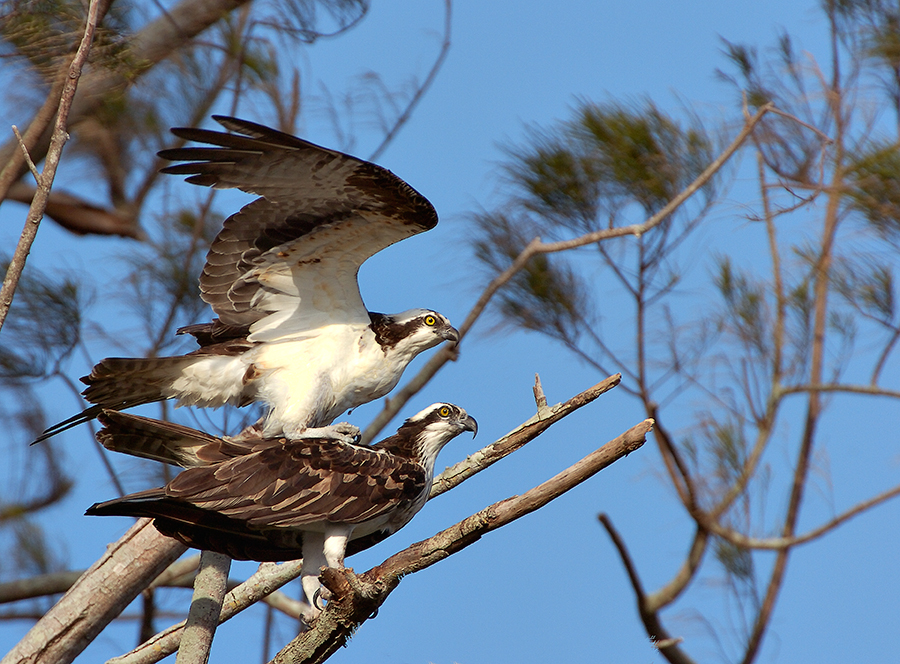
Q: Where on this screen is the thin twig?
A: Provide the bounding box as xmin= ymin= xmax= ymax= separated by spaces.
xmin=0 ymin=0 xmax=106 ymax=332
xmin=11 ymin=127 xmax=40 ymax=181
xmin=361 ymin=103 xmax=775 ymax=442
xmin=368 ymin=0 xmax=452 ymax=162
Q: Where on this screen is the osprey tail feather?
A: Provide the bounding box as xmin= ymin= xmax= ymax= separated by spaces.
xmin=34 ymin=354 xmax=249 ymax=444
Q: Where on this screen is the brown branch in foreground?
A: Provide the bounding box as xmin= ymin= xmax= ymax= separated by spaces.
xmin=599 ymin=514 xmax=697 ymax=664
xmin=0 ymin=0 xmax=106 ymax=332
xmin=270 ymin=419 xmax=653 ymax=664
xmin=361 ymin=103 xmax=775 ymax=442
xmin=175 ymin=551 xmax=232 ymax=664
xmin=0 ymin=519 xmax=187 ymax=664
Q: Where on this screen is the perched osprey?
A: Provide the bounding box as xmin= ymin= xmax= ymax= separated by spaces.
xmin=36 ymin=117 xmax=457 ymax=442
xmin=86 ymin=403 xmax=477 ymax=619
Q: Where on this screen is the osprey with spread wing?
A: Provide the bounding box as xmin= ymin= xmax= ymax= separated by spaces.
xmin=86 ymin=403 xmax=477 ymax=620
xmin=37 ymin=117 xmax=457 ymax=441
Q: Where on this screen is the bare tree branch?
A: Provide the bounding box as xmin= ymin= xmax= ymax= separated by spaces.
xmin=361 ymin=103 xmax=775 ymax=442
xmin=697 ymin=482 xmax=900 ymax=550
xmin=176 ymin=551 xmax=232 ymax=664
xmin=1 ymin=519 xmax=187 ymax=664
xmin=271 ymin=418 xmax=653 ymax=664
xmin=430 ymin=373 xmax=621 ymax=498
xmin=778 ymin=382 xmax=900 ymax=399
xmin=0 ymin=0 xmax=107 ymax=332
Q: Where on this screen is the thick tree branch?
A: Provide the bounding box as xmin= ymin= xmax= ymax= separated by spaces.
xmin=175 ymin=551 xmax=232 ymax=664
xmin=270 ymin=419 xmax=652 ymax=664
xmin=1 ymin=520 xmax=187 ymax=664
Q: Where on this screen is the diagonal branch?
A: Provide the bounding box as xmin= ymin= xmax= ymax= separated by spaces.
xmin=430 ymin=373 xmax=621 ymax=498
xmin=271 ymin=418 xmax=653 ymax=664
xmin=361 ymin=103 xmax=776 ymax=442
xmin=0 ymin=519 xmax=187 ymax=664
xmin=599 ymin=514 xmax=697 ymax=664
xmin=0 ymin=0 xmax=107 ymax=332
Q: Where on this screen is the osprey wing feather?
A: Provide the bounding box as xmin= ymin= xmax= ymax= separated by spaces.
xmin=159 ymin=116 xmax=439 ymax=340
xmin=34 ymin=117 xmax=455 ymax=442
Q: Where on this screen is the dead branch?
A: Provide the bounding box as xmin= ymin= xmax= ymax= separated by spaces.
xmin=599 ymin=514 xmax=698 ymax=664
xmin=0 ymin=519 xmax=187 ymax=664
xmin=0 ymin=0 xmax=105 ymax=332
xmin=430 ymin=373 xmax=621 ymax=498
xmin=175 ymin=551 xmax=232 ymax=664
xmin=270 ymin=418 xmax=653 ymax=664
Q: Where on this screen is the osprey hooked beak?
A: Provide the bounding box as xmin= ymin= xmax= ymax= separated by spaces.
xmin=461 ymin=413 xmax=478 ymax=437
xmin=442 ymin=326 xmax=460 ymax=344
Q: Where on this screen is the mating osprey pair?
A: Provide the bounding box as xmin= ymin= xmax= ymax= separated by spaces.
xmin=39 ymin=117 xmax=474 ymax=618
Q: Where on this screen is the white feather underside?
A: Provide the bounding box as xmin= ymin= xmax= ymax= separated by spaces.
xmin=165 ymin=323 xmax=427 ymax=435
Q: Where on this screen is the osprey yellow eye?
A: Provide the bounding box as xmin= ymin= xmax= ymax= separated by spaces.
xmin=439 ymin=406 xmax=451 ymax=417
xmin=424 ymin=315 xmax=437 ymax=326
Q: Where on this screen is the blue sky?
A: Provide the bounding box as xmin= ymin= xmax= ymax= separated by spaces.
xmin=2 ymin=1 xmax=898 ymax=662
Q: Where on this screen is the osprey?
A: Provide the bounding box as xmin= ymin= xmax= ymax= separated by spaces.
xmin=86 ymin=403 xmax=477 ymax=619
xmin=36 ymin=116 xmax=457 ymax=442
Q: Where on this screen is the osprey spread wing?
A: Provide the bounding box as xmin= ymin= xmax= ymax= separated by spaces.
xmin=37 ymin=117 xmax=458 ymax=441
xmin=87 ymin=403 xmax=477 ymax=619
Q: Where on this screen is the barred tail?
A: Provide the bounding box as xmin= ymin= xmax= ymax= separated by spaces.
xmin=32 ymin=356 xmax=198 ymax=444
xmin=96 ymin=410 xmax=224 ymax=467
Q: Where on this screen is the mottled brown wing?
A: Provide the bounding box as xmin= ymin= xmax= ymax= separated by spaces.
xmin=158 ymin=116 xmax=438 ymax=341
xmin=164 ymin=437 xmax=427 ymax=527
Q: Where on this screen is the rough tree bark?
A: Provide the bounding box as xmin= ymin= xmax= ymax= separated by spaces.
xmin=1 ymin=519 xmax=187 ymax=664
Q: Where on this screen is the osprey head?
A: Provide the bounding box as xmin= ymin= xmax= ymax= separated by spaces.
xmin=369 ymin=309 xmax=459 ymax=355
xmin=376 ymin=402 xmax=477 ymax=471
